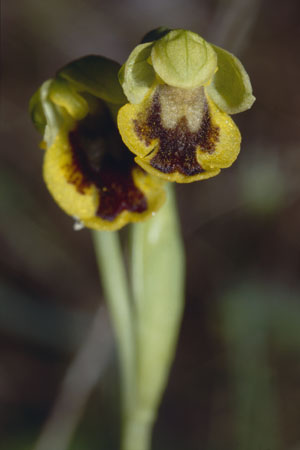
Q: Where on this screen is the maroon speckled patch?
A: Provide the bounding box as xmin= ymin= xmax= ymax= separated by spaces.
xmin=134 ymin=87 xmax=219 ymax=176
xmin=67 ymin=104 xmax=147 ymax=221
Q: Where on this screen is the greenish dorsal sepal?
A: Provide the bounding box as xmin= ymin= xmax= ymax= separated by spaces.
xmin=57 ymin=55 xmax=127 ymax=105
xmin=119 ymin=42 xmax=156 ymax=104
xmin=29 ymin=88 xmax=47 ymax=134
xmin=206 ymin=44 xmax=255 ymax=114
xmin=151 ymin=29 xmax=217 ymax=89
xmin=141 ymin=26 xmax=172 ymax=44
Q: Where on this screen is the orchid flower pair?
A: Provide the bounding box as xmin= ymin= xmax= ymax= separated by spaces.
xmin=29 ymin=27 xmax=255 ymax=450
xmin=30 ymin=28 xmax=254 ymax=230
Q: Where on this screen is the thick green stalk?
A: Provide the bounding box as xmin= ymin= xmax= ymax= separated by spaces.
xmin=92 ymin=231 xmax=136 ymax=420
xmin=124 ymin=184 xmax=185 ymax=450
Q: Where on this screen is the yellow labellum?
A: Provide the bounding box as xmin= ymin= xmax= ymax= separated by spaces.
xmin=43 ymin=124 xmax=166 ymax=231
xmin=118 ymin=85 xmax=241 ymax=183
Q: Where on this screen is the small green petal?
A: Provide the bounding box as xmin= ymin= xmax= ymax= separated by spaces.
xmin=49 ymin=77 xmax=89 ymax=120
xmin=29 ymin=88 xmax=46 ymax=134
xmin=207 ymin=44 xmax=255 ymax=114
xmin=39 ymin=80 xmax=71 ymax=147
xmin=57 ymin=55 xmax=127 ymax=105
xmin=151 ymin=29 xmax=217 ymax=88
xmin=120 ymin=42 xmax=156 ymax=104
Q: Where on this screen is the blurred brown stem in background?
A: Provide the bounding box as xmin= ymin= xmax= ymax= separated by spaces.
xmin=33 ymin=306 xmax=112 ymax=450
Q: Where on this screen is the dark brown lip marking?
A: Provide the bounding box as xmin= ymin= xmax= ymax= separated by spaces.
xmin=134 ymin=87 xmax=219 ymax=176
xmin=67 ymin=103 xmax=147 ymax=221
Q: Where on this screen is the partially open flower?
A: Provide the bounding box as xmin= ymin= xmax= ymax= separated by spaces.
xmin=117 ymin=28 xmax=255 ymax=183
xmin=30 ymin=56 xmax=165 ymax=231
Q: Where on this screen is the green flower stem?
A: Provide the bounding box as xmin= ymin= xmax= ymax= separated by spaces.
xmin=125 ymin=183 xmax=185 ymax=450
xmin=122 ymin=412 xmax=153 ymax=450
xmin=93 ymin=184 xmax=185 ymax=450
xmin=92 ymin=230 xmax=136 ymax=420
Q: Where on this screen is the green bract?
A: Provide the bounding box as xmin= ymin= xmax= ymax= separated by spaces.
xmin=119 ymin=28 xmax=255 ymax=113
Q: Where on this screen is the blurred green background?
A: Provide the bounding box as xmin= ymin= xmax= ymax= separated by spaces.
xmin=1 ymin=0 xmax=300 ymax=449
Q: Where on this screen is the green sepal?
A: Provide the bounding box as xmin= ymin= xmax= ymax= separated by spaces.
xmin=141 ymin=26 xmax=172 ymax=44
xmin=120 ymin=42 xmax=156 ymax=104
xmin=29 ymin=88 xmax=47 ymax=134
xmin=206 ymin=44 xmax=255 ymax=114
xmin=151 ymin=29 xmax=217 ymax=88
xmin=57 ymin=55 xmax=127 ymax=105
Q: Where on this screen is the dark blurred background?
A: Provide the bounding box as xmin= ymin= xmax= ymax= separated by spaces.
xmin=2 ymin=0 xmax=300 ymax=449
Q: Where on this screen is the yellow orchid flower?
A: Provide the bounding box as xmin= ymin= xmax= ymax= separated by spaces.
xmin=29 ymin=56 xmax=165 ymax=231
xmin=117 ymin=28 xmax=255 ymax=183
